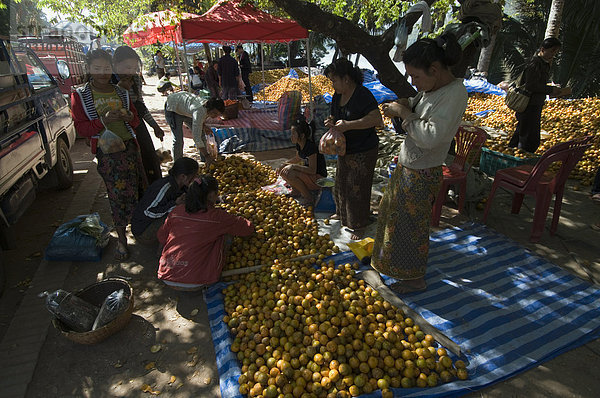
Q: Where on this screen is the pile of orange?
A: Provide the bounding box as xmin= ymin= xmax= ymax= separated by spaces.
xmin=219 ymin=190 xmax=339 ymax=272
xmin=223 ymin=258 xmax=467 ymax=397
xmin=203 ymin=155 xmax=339 ymax=273
xmin=464 ymin=94 xmax=600 ymax=185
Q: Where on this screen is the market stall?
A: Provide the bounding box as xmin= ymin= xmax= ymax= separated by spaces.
xmin=123 ymin=10 xmax=201 ymax=86
xmin=179 ymin=0 xmax=312 ymax=152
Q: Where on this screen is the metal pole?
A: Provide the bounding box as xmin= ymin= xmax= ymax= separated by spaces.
xmin=261 ymin=42 xmax=265 ymax=102
xmin=182 ymin=39 xmax=191 ymax=92
xmin=287 ymin=42 xmax=291 ymax=68
xmin=172 ymin=29 xmax=183 ymax=88
xmin=306 ymin=36 xmax=314 ymax=121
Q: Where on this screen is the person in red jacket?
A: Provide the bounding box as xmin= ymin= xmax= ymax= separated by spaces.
xmin=71 ymin=49 xmax=147 ymax=260
xmin=157 ymin=175 xmax=254 ymax=290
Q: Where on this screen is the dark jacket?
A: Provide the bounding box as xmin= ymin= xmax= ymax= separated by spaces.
xmin=523 ymin=55 xmax=554 ymax=106
xmin=131 ymin=176 xmax=185 ymax=236
xmin=217 ymin=54 xmax=239 ymax=88
xmin=238 ymin=50 xmax=251 ymax=73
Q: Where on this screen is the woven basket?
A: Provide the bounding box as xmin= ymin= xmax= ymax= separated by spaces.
xmin=222 ymin=102 xmax=239 ymax=120
xmin=52 ymin=278 xmax=134 ymax=345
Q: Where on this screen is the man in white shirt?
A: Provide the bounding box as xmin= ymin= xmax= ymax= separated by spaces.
xmin=164 ymin=92 xmax=224 ymax=163
xmin=154 ymin=50 xmax=166 ymax=79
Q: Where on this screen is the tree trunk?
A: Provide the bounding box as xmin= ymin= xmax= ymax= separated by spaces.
xmin=271 ymin=0 xmax=438 ymax=97
xmin=203 ymin=43 xmax=212 ymax=63
xmin=477 ymin=33 xmax=497 ymax=75
xmin=544 ymin=0 xmax=565 ymax=39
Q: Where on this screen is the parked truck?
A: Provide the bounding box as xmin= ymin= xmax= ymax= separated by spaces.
xmin=17 ymin=35 xmax=86 ymax=98
xmin=0 ymin=37 xmax=76 ymax=249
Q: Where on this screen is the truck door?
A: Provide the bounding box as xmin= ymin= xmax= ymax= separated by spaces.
xmin=14 ymin=50 xmax=72 ymax=162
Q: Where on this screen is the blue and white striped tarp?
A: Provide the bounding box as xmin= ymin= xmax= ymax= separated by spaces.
xmin=204 ymin=223 xmax=600 ymax=397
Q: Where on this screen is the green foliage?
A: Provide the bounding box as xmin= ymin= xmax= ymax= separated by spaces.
xmin=489 ymin=0 xmax=600 ymax=97
xmin=37 ymin=0 xmax=214 ymax=37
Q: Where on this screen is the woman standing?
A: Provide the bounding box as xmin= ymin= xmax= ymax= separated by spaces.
xmin=371 ymin=33 xmax=468 ymax=294
xmin=113 ymin=45 xmax=165 ymax=184
xmin=324 ymin=59 xmax=383 ymax=239
xmin=205 ymin=61 xmax=220 ymax=99
xmin=71 ymin=49 xmax=147 ymax=260
xmin=508 ymin=38 xmax=571 ymax=153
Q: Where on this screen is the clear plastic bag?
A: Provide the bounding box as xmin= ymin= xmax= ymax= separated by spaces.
xmin=41 ymin=289 xmax=99 ymax=332
xmin=206 ymin=133 xmax=218 ymax=159
xmin=92 ymin=289 xmax=129 ymax=330
xmin=98 ymin=128 xmax=126 ymax=154
xmin=319 ymin=128 xmax=346 ymax=156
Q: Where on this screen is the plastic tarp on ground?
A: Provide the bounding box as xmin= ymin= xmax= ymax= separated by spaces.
xmin=205 ymin=223 xmax=600 ymax=398
xmin=322 ymin=78 xmax=505 ymax=104
xmin=181 ymin=0 xmax=308 ymax=44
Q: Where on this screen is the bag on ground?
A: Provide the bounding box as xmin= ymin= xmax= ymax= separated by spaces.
xmin=45 ymin=213 xmax=110 ymax=262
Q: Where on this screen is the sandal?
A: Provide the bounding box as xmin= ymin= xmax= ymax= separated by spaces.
xmin=591 ymin=223 xmax=600 ymax=231
xmin=347 ymin=228 xmax=366 ymax=240
xmin=115 ymin=244 xmax=129 ymax=261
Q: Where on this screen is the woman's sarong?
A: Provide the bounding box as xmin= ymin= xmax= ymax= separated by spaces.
xmin=334 ymin=146 xmax=378 ymax=230
xmin=97 ymin=139 xmax=147 ymax=228
xmin=371 ymin=164 xmax=442 ymax=280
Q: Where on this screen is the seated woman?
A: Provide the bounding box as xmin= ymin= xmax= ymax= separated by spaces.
xmin=190 ymin=66 xmax=205 ymax=92
xmin=131 ymin=157 xmax=199 ymax=245
xmin=277 ymin=118 xmax=327 ymax=207
xmin=157 ymin=175 xmax=254 ymax=291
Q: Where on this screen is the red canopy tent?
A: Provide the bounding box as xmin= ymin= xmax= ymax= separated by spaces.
xmin=124 ymin=10 xmax=201 ymax=47
xmin=180 ymin=0 xmax=308 ymax=43
xmin=180 ymin=0 xmax=312 ymax=105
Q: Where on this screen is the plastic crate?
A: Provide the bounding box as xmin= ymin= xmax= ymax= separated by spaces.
xmin=479 ymin=147 xmax=539 ymax=176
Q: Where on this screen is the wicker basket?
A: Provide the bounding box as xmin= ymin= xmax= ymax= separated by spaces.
xmin=52 ymin=278 xmax=134 ymax=344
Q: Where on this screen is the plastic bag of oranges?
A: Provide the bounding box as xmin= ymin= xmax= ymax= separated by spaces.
xmin=319 ymin=128 xmax=346 ymax=156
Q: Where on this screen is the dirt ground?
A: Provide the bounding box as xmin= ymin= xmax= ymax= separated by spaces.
xmin=1 ymin=75 xmax=599 ymax=398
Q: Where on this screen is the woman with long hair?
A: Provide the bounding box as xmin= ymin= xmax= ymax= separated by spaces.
xmin=113 ymin=45 xmax=165 ymax=183
xmin=71 ymin=49 xmax=147 ymax=260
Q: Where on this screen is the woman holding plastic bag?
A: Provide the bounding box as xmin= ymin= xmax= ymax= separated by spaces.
xmin=112 ymin=45 xmax=165 ymax=184
xmin=324 ymin=59 xmax=383 ymax=240
xmin=71 ymin=49 xmax=147 ymax=260
xmin=371 ymin=33 xmax=468 ymax=294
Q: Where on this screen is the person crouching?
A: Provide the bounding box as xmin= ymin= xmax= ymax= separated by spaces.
xmin=131 ymin=157 xmax=199 ymax=246
xmin=157 ymin=175 xmax=255 ymax=291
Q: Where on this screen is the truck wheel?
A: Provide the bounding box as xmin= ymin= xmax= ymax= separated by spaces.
xmin=54 ymin=138 xmax=73 ymax=189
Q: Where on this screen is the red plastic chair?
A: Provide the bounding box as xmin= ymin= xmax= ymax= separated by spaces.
xmin=483 ymin=136 xmax=592 ymax=242
xmin=431 ymin=126 xmax=487 ymax=226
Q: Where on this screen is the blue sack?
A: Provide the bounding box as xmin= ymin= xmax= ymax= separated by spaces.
xmin=45 ymin=213 xmax=110 ymax=262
